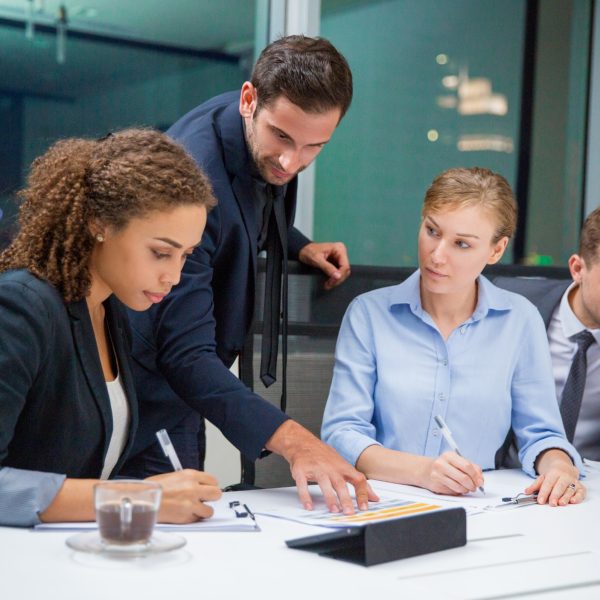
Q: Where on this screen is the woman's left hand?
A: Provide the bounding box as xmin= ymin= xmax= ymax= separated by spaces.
xmin=525 ymin=449 xmax=586 ymax=506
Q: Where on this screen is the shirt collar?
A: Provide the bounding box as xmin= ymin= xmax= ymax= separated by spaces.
xmin=388 ymin=269 xmax=512 ymax=322
xmin=558 ymin=281 xmax=600 ymax=342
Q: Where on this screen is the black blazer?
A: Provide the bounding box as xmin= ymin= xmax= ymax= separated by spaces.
xmin=125 ymin=91 xmax=310 ymax=465
xmin=0 ymin=270 xmax=138 ymax=478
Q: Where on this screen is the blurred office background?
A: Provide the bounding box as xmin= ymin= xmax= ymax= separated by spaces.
xmin=0 ymin=0 xmax=596 ymax=266
xmin=0 ymin=0 xmax=596 ymax=482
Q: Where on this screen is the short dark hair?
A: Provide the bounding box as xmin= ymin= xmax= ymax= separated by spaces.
xmin=251 ymin=35 xmax=352 ymax=119
xmin=579 ymin=206 xmax=600 ymax=265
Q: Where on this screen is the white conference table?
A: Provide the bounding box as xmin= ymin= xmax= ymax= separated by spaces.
xmin=2 ymin=468 xmax=600 ymax=600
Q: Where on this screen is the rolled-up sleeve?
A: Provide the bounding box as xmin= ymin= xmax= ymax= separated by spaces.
xmin=321 ymin=298 xmax=381 ymax=465
xmin=511 ymin=306 xmax=584 ymax=477
xmin=0 ymin=467 xmax=65 ymax=527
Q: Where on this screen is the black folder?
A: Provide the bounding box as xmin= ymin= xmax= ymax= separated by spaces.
xmin=286 ymin=507 xmax=466 ymax=567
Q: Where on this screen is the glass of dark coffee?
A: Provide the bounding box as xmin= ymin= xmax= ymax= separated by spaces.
xmin=94 ymin=481 xmax=162 ymax=548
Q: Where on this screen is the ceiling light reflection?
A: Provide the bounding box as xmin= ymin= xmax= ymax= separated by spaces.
xmin=457 ymin=135 xmax=513 ymax=153
xmin=437 ymin=95 xmax=458 ymax=109
xmin=427 ymin=129 xmax=439 ymax=142
xmin=442 ymin=75 xmax=458 ymax=89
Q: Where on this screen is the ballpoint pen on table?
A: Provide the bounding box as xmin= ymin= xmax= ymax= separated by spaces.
xmin=229 ymin=500 xmax=257 ymax=522
xmin=483 ymin=492 xmax=539 ymax=511
xmin=156 ymin=428 xmax=183 ymax=471
xmin=500 ymin=493 xmax=539 ymax=506
xmin=434 ymin=415 xmax=485 ymax=494
xmin=243 ymin=504 xmax=256 ymax=521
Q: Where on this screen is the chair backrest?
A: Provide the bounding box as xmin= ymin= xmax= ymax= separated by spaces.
xmin=240 ymin=261 xmax=571 ymax=487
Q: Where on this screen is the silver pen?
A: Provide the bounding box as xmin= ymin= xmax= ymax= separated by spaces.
xmin=434 ymin=415 xmax=485 ymax=494
xmin=156 ymin=429 xmax=183 ymax=471
xmin=501 ymin=493 xmax=538 ymax=505
xmin=486 ymin=493 xmax=539 ymax=510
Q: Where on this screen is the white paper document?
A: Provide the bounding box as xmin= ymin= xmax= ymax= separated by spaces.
xmin=34 ymin=498 xmax=259 ymax=532
xmin=368 ymin=478 xmax=542 ymax=514
xmin=256 ymin=497 xmax=462 ymax=528
xmin=255 ymin=475 xmax=536 ymax=528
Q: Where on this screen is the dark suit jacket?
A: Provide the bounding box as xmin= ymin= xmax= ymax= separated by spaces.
xmin=125 ymin=91 xmax=311 ymax=466
xmin=0 ymin=270 xmax=138 ymax=478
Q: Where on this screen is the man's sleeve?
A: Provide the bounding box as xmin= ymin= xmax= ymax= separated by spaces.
xmin=134 ymin=209 xmax=289 ymax=460
xmin=288 ymin=226 xmax=311 ymax=260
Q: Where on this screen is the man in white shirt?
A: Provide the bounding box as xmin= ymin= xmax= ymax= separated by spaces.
xmin=495 ymin=207 xmax=600 ymax=461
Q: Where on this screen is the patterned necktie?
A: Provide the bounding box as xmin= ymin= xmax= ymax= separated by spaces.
xmin=560 ymin=330 xmax=595 ymax=442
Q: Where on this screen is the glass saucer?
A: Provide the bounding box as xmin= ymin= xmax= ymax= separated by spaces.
xmin=66 ymin=530 xmax=186 ymax=556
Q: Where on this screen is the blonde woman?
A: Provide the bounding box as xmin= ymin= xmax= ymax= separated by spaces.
xmin=322 ymin=167 xmax=585 ymax=507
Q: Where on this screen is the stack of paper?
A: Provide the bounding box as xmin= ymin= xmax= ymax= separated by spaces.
xmin=34 ymin=498 xmax=259 ymax=532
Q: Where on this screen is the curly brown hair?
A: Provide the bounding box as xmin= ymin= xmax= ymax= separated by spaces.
xmin=0 ymin=128 xmax=216 ymax=302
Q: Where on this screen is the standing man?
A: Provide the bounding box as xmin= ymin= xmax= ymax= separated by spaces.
xmin=122 ymin=36 xmax=375 ymax=513
xmin=495 ymin=207 xmax=600 ymax=461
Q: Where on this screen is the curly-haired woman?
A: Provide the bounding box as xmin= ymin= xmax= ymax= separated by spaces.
xmin=0 ymin=129 xmax=221 ymax=527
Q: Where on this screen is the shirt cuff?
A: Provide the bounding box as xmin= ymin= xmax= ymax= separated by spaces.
xmin=249 ymin=413 xmax=291 ymax=461
xmin=520 ymin=438 xmax=585 ymax=478
xmin=0 ymin=467 xmax=66 ymax=527
xmin=329 ymin=431 xmax=382 ymax=467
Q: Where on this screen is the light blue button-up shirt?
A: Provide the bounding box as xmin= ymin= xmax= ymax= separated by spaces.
xmin=321 ymin=270 xmax=583 ymax=477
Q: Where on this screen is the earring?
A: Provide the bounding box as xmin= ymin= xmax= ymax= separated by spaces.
xmin=95 ymin=233 xmax=104 ymax=242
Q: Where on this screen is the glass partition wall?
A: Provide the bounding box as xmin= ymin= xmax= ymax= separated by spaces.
xmin=0 ymin=2 xmax=255 ymax=244
xmin=0 ymin=0 xmax=594 ymax=268
xmin=315 ymin=0 xmax=592 ymax=267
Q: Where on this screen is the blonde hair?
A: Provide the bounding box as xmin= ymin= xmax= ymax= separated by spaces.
xmin=0 ymin=128 xmax=216 ymax=302
xmin=422 ymin=167 xmax=517 ymax=243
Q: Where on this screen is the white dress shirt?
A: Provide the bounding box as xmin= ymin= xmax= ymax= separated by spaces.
xmin=548 ymin=282 xmax=600 ymax=460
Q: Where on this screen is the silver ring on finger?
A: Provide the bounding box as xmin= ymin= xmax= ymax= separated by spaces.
xmin=568 ymin=482 xmax=577 ymax=491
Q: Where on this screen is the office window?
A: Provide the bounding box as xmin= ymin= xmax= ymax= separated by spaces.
xmin=525 ymin=0 xmax=592 ymax=265
xmin=315 ymin=0 xmax=591 ymax=266
xmin=0 ymin=2 xmax=255 ymax=245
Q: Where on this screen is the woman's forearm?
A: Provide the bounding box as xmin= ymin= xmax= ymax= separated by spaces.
xmin=39 ymin=478 xmax=97 ymax=522
xmin=356 ymin=444 xmax=432 ymax=488
xmin=356 ymin=444 xmax=484 ymax=496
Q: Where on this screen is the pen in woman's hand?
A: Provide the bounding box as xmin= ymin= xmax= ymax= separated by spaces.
xmin=156 ymin=429 xmax=183 ymax=471
xmin=434 ymin=415 xmax=485 ymax=494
